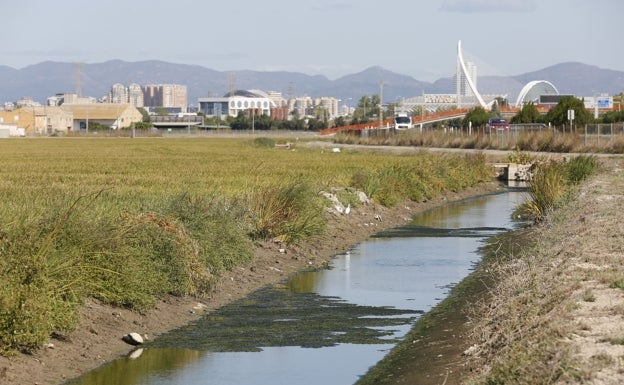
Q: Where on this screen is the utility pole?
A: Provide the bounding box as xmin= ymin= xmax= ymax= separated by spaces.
xmin=379 ymin=82 xmax=383 ymax=129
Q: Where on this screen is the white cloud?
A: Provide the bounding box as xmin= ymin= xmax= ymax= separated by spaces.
xmin=440 ymin=0 xmax=536 ymax=12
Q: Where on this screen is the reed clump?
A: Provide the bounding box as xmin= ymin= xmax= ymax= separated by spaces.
xmin=516 ymin=155 xmax=598 ymax=221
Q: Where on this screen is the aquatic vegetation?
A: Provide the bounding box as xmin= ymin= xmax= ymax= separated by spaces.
xmin=147 ymin=284 xmax=423 ymax=352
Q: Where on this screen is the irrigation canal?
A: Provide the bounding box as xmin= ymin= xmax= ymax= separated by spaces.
xmin=64 ymin=189 xmax=527 ymax=385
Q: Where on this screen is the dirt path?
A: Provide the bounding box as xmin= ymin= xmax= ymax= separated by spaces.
xmin=0 ymin=179 xmax=503 ymax=385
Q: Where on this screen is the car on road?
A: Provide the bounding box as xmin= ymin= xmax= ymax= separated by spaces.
xmin=486 ymin=117 xmax=510 ymax=131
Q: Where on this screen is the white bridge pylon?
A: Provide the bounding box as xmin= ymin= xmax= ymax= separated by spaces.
xmin=457 ymin=40 xmax=487 ymax=108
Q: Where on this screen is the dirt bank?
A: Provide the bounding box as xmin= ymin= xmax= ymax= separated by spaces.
xmin=0 ymin=179 xmax=504 ymax=385
xmin=358 ymin=156 xmax=624 ymax=385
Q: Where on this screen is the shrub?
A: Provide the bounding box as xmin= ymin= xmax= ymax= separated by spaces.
xmin=517 ymin=155 xmax=597 ymax=221
xmin=506 ymin=149 xmax=534 ymax=164
xmin=0 ymin=194 xmax=99 ymax=353
xmin=248 ymin=181 xmax=326 ymax=244
xmin=165 ymin=194 xmax=254 ymax=273
xmin=565 ymin=155 xmax=598 ymax=185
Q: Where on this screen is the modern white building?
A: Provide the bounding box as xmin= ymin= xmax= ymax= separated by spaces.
xmin=514 ymin=80 xmax=559 ymax=107
xmin=198 ymin=90 xmax=277 ymax=118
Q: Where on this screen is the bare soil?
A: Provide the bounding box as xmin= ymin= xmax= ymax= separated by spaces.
xmin=0 ymin=179 xmax=504 ymax=385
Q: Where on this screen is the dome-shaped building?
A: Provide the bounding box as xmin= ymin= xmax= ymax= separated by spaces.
xmin=515 ymin=80 xmax=559 ymax=107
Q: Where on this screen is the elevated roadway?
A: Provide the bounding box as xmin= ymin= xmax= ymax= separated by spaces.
xmin=320 ymin=108 xmax=472 ymax=136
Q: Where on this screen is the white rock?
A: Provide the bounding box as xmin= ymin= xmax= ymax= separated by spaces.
xmin=122 ymin=332 xmax=144 ymax=346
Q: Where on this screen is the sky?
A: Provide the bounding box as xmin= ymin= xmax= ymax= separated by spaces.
xmin=4 ymin=0 xmax=623 ymax=81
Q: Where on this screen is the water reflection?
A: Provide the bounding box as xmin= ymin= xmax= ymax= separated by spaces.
xmin=64 ymin=348 xmax=205 ymax=385
xmin=64 ymin=191 xmax=526 ymax=385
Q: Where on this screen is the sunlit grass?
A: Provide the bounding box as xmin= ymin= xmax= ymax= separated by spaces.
xmin=0 ymin=137 xmax=492 ymax=353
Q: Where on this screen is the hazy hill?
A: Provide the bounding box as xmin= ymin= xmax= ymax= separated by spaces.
xmin=513 ymin=62 xmax=624 ymax=96
xmin=0 ymin=60 xmax=622 ymax=106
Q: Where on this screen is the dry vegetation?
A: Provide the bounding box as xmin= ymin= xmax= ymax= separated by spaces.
xmin=334 ymin=129 xmax=624 ymax=154
xmin=463 ymin=156 xmax=624 ymax=384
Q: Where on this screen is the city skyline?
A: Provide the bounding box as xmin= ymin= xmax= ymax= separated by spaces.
xmin=3 ymin=0 xmax=622 ymax=82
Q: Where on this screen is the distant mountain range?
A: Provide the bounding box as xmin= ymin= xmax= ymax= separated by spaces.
xmin=0 ymin=60 xmax=622 ymax=106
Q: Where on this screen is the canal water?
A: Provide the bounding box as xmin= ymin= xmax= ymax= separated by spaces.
xmin=64 ymin=190 xmax=527 ymax=385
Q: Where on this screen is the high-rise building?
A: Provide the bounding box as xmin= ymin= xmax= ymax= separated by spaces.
xmin=316 ymin=97 xmax=339 ymax=118
xmin=142 ymin=84 xmax=188 ymax=111
xmin=455 ymin=60 xmax=477 ymax=97
xmin=110 ymin=83 xmax=128 ymax=104
xmin=128 ymin=83 xmax=144 ymax=107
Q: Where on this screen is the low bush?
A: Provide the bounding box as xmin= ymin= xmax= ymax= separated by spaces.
xmin=516 ymin=160 xmax=568 ymax=220
xmin=248 ymin=181 xmax=326 ymax=244
xmin=565 ymin=155 xmax=598 ymax=185
xmin=516 ymin=155 xmax=598 ymax=221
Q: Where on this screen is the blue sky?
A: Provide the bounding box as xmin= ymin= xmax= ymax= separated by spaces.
xmin=4 ymin=0 xmax=622 ymax=81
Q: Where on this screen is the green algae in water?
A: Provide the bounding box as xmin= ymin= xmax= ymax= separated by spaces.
xmin=147 ymin=284 xmax=423 ymax=352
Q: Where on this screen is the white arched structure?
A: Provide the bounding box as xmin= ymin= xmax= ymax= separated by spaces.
xmin=514 ymin=80 xmax=559 ymax=107
xmin=456 ymin=40 xmax=486 ymax=108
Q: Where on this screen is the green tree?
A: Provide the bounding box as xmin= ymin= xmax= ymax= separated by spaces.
xmin=491 ymin=101 xmax=499 ymax=115
xmin=306 ymin=117 xmax=327 ymax=131
xmin=352 ymin=96 xmax=372 ymax=123
xmin=601 ymin=110 xmax=624 ymax=123
xmin=352 ymin=94 xmax=384 ymax=122
xmin=276 ymin=118 xmax=306 ymax=131
xmin=134 ymin=121 xmax=153 ymax=130
xmin=333 ymin=116 xmax=346 ymax=127
xmin=358 ymin=95 xmax=372 ymax=110
xmin=511 ymin=102 xmax=541 ymax=123
xmin=229 ymin=111 xmax=250 ymax=130
xmin=462 ymin=107 xmax=492 ymax=128
xmin=386 ymin=102 xmax=398 ymax=118
xmin=545 ymin=96 xmax=593 ymax=127
xmin=252 ymin=114 xmax=274 ymax=130
xmin=371 ymin=94 xmax=381 ymax=118
xmin=494 ymin=96 xmax=508 ymax=108
xmin=311 ymin=105 xmax=328 ymax=123
xmin=138 ymin=108 xmax=151 ymax=123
